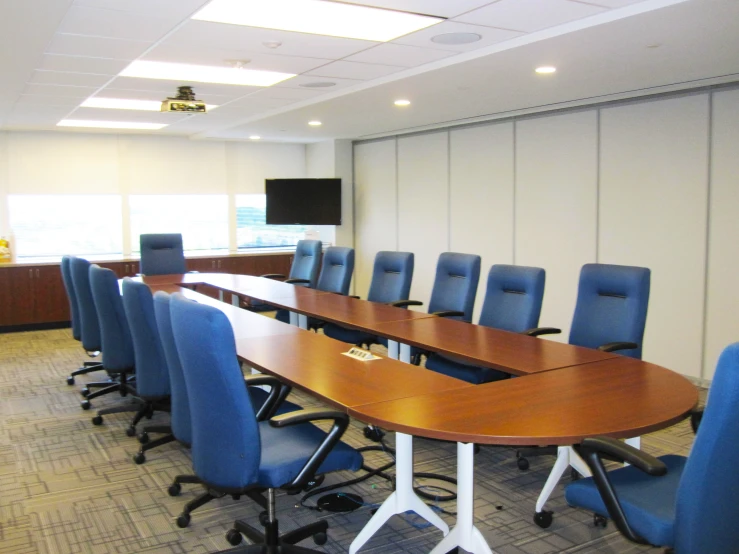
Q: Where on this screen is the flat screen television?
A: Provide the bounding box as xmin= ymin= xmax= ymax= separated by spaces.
xmin=265 ymin=178 xmax=342 ymax=225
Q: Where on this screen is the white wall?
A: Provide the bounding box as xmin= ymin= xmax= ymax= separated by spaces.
xmin=353 ymin=88 xmax=739 ymax=382
xmin=0 ymin=132 xmax=9 ymax=237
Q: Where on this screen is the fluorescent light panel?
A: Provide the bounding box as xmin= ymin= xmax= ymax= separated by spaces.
xmin=81 ymin=98 xmax=218 ymax=111
xmin=120 ymin=60 xmax=295 ymax=87
xmin=192 ymin=0 xmax=443 ymax=42
xmin=57 ymin=120 xmax=168 ymax=130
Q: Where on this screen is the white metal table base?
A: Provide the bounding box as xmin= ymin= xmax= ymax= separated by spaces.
xmin=429 ymin=442 xmax=493 ymax=554
xmin=288 ymin=311 xmax=308 ymax=330
xmin=349 ymin=433 xmax=449 ymax=554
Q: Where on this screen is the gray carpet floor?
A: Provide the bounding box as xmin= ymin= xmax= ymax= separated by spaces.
xmin=0 ymin=328 xmax=700 ymax=554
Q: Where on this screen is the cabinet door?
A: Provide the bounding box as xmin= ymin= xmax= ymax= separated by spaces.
xmin=97 ymin=261 xmax=127 ymax=278
xmin=0 ymin=267 xmax=35 ymax=326
xmin=187 ymin=257 xmax=217 ymax=272
xmin=230 ymin=256 xmax=257 ymax=276
xmin=254 ymin=255 xmax=293 ymax=277
xmin=33 ymin=265 xmax=70 ymax=324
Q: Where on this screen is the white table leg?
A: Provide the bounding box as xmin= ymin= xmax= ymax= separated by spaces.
xmin=349 ymin=433 xmax=448 ymax=554
xmin=288 ymin=312 xmax=308 ymax=329
xmin=535 ymin=446 xmax=592 ymax=513
xmin=430 ymin=442 xmax=492 ymax=554
xmin=231 ymin=294 xmax=240 ymax=307
xmin=387 ymin=340 xmax=411 ymax=364
xmin=218 ymin=289 xmax=224 ymax=302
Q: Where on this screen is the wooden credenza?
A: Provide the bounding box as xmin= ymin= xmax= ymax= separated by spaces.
xmin=0 ymin=252 xmax=293 ymax=330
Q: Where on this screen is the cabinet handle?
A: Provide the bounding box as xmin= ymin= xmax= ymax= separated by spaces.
xmin=36 ymin=269 xmax=40 ymax=278
xmin=29 ymin=269 xmax=33 ymax=278
xmin=212 ymin=261 xmax=215 ymax=268
xmin=125 ymin=264 xmax=129 ymax=274
xmin=218 ymin=260 xmax=222 ymax=268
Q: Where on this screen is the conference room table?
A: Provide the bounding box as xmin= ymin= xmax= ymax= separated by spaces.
xmin=143 ymin=275 xmax=698 ymax=554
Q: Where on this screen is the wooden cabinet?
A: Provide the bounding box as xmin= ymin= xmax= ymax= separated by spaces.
xmin=0 ymin=265 xmax=69 ymax=326
xmin=95 ymin=261 xmax=139 ymax=278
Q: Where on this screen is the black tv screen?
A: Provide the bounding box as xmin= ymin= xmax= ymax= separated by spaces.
xmin=265 ymin=178 xmax=342 ymax=225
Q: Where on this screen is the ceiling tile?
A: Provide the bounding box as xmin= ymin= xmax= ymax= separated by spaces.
xmin=454 ymin=0 xmax=607 ymax=33
xmin=46 ymin=33 xmax=152 ymax=60
xmin=308 ymin=61 xmax=405 ymax=80
xmin=73 ymin=0 xmax=210 ymax=20
xmin=274 ymin=75 xmax=364 ymax=91
xmin=5 ymin=105 xmax=73 ymax=126
xmin=29 ymin=70 xmax=112 ymax=88
xmin=344 ymin=43 xmax=456 ymax=67
xmin=39 ymin=54 xmax=130 ymax=75
xmin=14 ymin=94 xmax=84 ymax=108
xmin=333 ymin=0 xmax=497 ymax=18
xmin=59 ymin=5 xmax=178 ymax=42
xmin=99 ymin=88 xmax=238 ymax=105
xmin=164 ymin=20 xmax=378 ymax=61
xmin=69 ymin=106 xmax=188 ymax=123
xmin=143 ymin=43 xmax=332 ymax=74
xmin=23 ymin=83 xmax=99 ymax=98
xmin=393 ymin=20 xmax=522 ymax=51
xmin=584 ymin=0 xmax=647 ymax=6
xmin=103 ymin=76 xmax=261 ymax=98
xmin=227 ymin=95 xmax=298 ymax=109
xmin=253 ymin=87 xmax=325 ymax=101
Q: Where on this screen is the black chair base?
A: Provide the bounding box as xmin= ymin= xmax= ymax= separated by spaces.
xmin=226 ymin=513 xmax=328 ymax=553
xmin=67 ymin=362 xmax=104 ymax=385
xmin=171 ymin=479 xmax=267 ymax=528
xmin=133 ymin=426 xmax=175 ymax=464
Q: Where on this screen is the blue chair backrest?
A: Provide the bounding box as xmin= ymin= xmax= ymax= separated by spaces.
xmin=70 ymin=257 xmax=101 ymax=353
xmin=674 ymin=342 xmax=739 ymax=553
xmin=316 ymin=247 xmax=355 ymax=295
xmin=140 ymin=233 xmax=186 ymax=275
xmin=153 ymin=292 xmax=192 ymax=445
xmin=428 ymin=252 xmax=481 ymax=322
xmin=61 ymin=255 xmax=81 ymax=341
xmin=289 ymin=240 xmax=322 ymax=288
xmin=122 ymin=279 xmax=171 ymax=398
xmin=569 ymin=264 xmax=650 ymax=359
xmin=170 ymin=293 xmax=261 ymax=489
xmin=478 ymin=265 xmax=545 ymax=332
xmin=89 ymin=265 xmax=135 ymax=371
xmin=367 ymin=251 xmax=414 ymax=304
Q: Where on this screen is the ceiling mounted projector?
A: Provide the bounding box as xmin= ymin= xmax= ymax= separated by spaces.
xmin=161 ymin=86 xmax=207 ymax=113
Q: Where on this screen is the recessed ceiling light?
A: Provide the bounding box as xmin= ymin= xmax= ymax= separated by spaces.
xmin=81 ymin=98 xmax=218 ymax=111
xmin=249 ymin=135 xmax=261 ymax=140
xmin=535 ymin=66 xmax=557 ymax=74
xmin=192 ymin=0 xmax=444 ymax=42
xmin=394 ymin=99 xmax=411 ymax=107
xmin=120 ymin=60 xmax=295 ymax=87
xmin=308 ymin=120 xmax=322 ymax=126
xmin=431 ymin=32 xmax=481 ymax=45
xmin=299 ymin=81 xmax=337 ymax=88
xmin=57 ymin=120 xmax=168 ymax=130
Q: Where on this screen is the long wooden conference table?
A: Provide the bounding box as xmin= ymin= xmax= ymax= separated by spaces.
xmin=142 ymin=274 xmax=698 ymax=554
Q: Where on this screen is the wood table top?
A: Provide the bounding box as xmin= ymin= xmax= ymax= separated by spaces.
xmin=349 ymin=356 xmax=699 ymax=445
xmin=373 ymin=317 xmax=617 ymax=375
xmin=233 ymin=332 xmax=472 ymax=411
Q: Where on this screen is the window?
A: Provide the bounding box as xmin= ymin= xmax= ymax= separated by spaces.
xmin=236 ymin=194 xmax=307 ymax=249
xmin=8 ymin=195 xmax=123 ymax=258
xmin=130 ymin=195 xmax=228 ymax=252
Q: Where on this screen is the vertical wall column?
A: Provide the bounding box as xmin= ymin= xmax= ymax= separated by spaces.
xmin=0 ymin=132 xmax=9 ymax=238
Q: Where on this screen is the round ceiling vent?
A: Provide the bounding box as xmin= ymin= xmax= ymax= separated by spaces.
xmin=299 ymin=81 xmax=337 ymax=88
xmin=431 ymin=32 xmax=482 ymax=45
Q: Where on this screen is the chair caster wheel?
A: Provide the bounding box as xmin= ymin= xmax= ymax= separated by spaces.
xmin=138 ymin=432 xmax=149 ymax=444
xmin=133 ymin=452 xmax=146 ymax=464
xmin=67 ymin=376 xmax=75 ymax=385
xmin=517 ymin=456 xmax=529 ymax=471
xmin=571 ymin=468 xmax=581 ymax=481
xmin=259 ymin=511 xmax=269 ymax=527
xmin=226 ymin=529 xmax=242 ymax=546
xmin=81 ymin=388 xmax=90 ymax=397
xmin=176 ymin=513 xmax=191 ymax=528
xmin=168 ymin=483 xmax=181 ymax=497
xmin=92 ymin=415 xmax=103 ymax=425
xmin=126 ymin=426 xmax=136 ymax=437
xmin=594 ymin=514 xmax=608 ymax=528
xmin=363 ymin=426 xmax=385 ymax=442
xmin=534 ymin=510 xmax=553 ymax=528
xmin=313 ymin=532 xmax=328 ymax=546
xmin=81 ymin=400 xmax=91 ymax=410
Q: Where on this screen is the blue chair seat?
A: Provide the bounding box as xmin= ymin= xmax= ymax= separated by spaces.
xmin=257 ymin=421 xmax=363 ymax=488
xmin=565 ymin=454 xmax=686 ymax=547
xmin=425 ymin=353 xmax=509 ymax=384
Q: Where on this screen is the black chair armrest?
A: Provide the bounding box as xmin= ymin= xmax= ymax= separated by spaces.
xmin=270 ymin=408 xmax=351 ymax=491
xmin=432 ymin=310 xmax=464 ymax=318
xmin=243 ymin=374 xmax=290 ymax=421
xmin=598 ymin=342 xmax=638 ymax=353
xmin=690 ymin=408 xmax=704 ymax=434
xmin=575 ymin=436 xmax=666 ymax=545
xmin=388 ymin=300 xmax=423 ymax=308
xmin=524 ymin=327 xmax=562 ymax=337
xmin=285 ymin=278 xmax=310 ymax=285
xmin=261 ymin=273 xmax=286 ymax=280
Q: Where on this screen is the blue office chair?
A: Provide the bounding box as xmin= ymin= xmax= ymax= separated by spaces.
xmin=87 ymin=264 xmax=143 ymax=427
xmin=425 ymin=264 xmax=547 ymax=384
xmin=139 ymin=233 xmax=187 ymax=275
xmin=275 ymin=246 xmax=355 ymax=326
xmin=323 ymin=251 xmax=414 ymax=346
xmin=62 ymin=255 xmax=103 ymax=385
xmin=383 ymin=252 xmax=481 ymax=365
xmin=121 ymin=278 xmax=173 ymax=462
xmin=152 ymin=292 xmax=302 ymax=527
xmin=564 ymin=342 xmax=737 ymax=553
xmin=247 ymin=239 xmax=322 ymax=312
xmin=169 ymin=293 xmax=362 ymax=549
